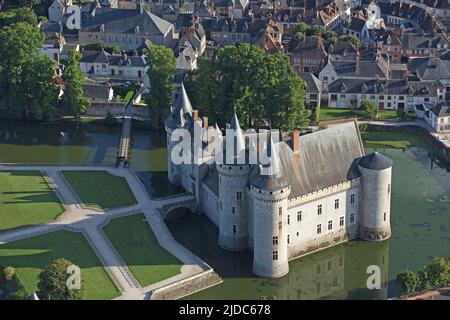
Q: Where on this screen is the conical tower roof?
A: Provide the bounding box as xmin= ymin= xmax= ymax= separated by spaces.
xmin=229 ymin=111 xmax=245 ymax=157
xmin=166 ymin=83 xmax=193 ymax=128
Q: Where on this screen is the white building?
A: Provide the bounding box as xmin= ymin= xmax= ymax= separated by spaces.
xmin=165 ymin=85 xmax=393 ymax=278
xmin=424 ymin=102 xmax=450 ymax=133
xmin=79 ymin=51 xmax=149 ymax=88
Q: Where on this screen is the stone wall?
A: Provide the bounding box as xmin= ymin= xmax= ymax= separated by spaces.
xmin=84 ymin=103 xmax=150 ymax=119
xmin=150 ymin=270 xmax=223 ymax=300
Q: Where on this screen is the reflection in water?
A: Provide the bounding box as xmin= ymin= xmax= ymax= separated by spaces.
xmin=0 ymin=120 xmax=182 ymax=197
xmin=167 ymin=211 xmax=389 ymax=300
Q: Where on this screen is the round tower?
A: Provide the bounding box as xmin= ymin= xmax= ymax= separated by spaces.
xmin=164 ymin=83 xmax=193 ymax=186
xmin=250 ymin=138 xmax=291 ymax=278
xmin=358 ymin=151 xmax=393 ymax=241
xmin=217 ymin=112 xmax=251 ymax=251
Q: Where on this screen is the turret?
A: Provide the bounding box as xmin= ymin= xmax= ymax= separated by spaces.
xmin=358 ymin=152 xmax=393 ymax=241
xmin=165 ymin=83 xmax=193 ymax=186
xmin=250 ymin=137 xmax=291 ymax=278
xmin=217 ymin=112 xmax=251 ymax=251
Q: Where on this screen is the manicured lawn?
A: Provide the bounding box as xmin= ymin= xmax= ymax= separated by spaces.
xmin=62 ymin=170 xmax=136 ymax=209
xmin=318 ymin=108 xmax=358 ymax=121
xmin=319 ymin=108 xmax=399 ymax=122
xmin=361 ymin=130 xmax=432 ymax=149
xmin=103 ymin=213 xmax=182 ymax=287
xmin=0 ymin=230 xmax=120 ymax=300
xmin=0 ymin=171 xmax=64 ymax=232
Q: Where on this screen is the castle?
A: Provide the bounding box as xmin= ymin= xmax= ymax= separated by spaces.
xmin=165 ymin=84 xmax=393 ymax=278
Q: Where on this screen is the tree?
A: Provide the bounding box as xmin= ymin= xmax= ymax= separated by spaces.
xmin=9 ymin=7 xmax=38 ymax=25
xmin=311 ymin=24 xmax=326 ymax=36
xmin=0 ymin=22 xmax=58 ymax=119
xmin=61 ymin=50 xmax=90 ymax=120
xmin=144 ymin=45 xmax=176 ymax=128
xmin=187 ymin=44 xmax=308 ymax=131
xmin=3 ymin=266 xmax=15 ymax=281
xmin=38 ymin=258 xmax=84 ymax=300
xmin=361 ymin=100 xmax=378 ymax=119
xmin=395 ymin=270 xmax=421 ymax=296
xmin=295 ymin=22 xmax=309 ymax=34
xmin=339 ymin=34 xmax=361 ymax=48
xmin=419 ymin=257 xmax=450 ymax=290
xmin=0 ymin=266 xmax=28 ymax=300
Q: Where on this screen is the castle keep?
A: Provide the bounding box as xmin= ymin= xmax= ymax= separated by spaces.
xmin=165 ymin=84 xmax=393 ymax=278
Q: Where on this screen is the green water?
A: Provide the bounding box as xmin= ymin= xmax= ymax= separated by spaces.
xmin=0 ymin=120 xmax=182 ymax=197
xmin=0 ymin=120 xmax=449 ymax=299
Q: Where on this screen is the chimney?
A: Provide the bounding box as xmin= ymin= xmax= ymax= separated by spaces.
xmin=292 ymin=128 xmax=299 ymax=154
xmin=202 ymin=116 xmax=208 ymax=129
xmin=316 ymin=35 xmax=321 ymax=48
xmin=193 ymin=110 xmax=199 ymax=121
xmin=202 ymin=116 xmax=210 ymax=144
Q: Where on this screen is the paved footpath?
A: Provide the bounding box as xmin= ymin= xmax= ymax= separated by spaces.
xmin=0 ymin=164 xmax=207 ymax=300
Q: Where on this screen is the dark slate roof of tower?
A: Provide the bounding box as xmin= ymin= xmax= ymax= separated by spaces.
xmin=250 ymin=136 xmax=290 ymax=191
xmin=165 ymin=83 xmax=193 ymax=128
xmin=277 ymin=122 xmax=365 ymax=199
xmin=358 ymin=151 xmax=393 ymax=170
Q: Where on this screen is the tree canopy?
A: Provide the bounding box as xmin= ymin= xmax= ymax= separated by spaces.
xmin=186 ymin=44 xmax=308 ymax=131
xmin=395 ymin=270 xmax=421 ymax=296
xmin=38 ymin=258 xmax=85 ymax=300
xmin=144 ymin=45 xmax=176 ymax=128
xmin=61 ymin=50 xmax=90 ymax=120
xmin=0 ymin=21 xmax=60 ymax=120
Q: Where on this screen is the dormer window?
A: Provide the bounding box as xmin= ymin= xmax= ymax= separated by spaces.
xmin=135 ymin=26 xmax=140 ymax=34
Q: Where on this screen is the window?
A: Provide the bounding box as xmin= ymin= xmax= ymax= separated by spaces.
xmin=339 ymin=256 xmax=343 ymax=267
xmin=317 ymin=204 xmax=322 ymax=215
xmin=279 ymin=207 xmax=282 ymax=216
xmin=388 ymin=184 xmax=391 ymax=194
xmin=317 ymin=224 xmax=322 ymax=234
xmin=335 ymin=199 xmax=339 ymax=209
xmin=328 ymin=220 xmax=333 ymax=230
xmin=220 ymin=202 xmax=222 ymax=210
xmin=384 ymin=212 xmax=387 ymax=221
xmin=327 ymin=260 xmax=332 ymax=271
xmin=232 ymin=207 xmax=235 ymax=214
xmin=350 ymin=213 xmax=355 ymax=223
xmin=279 ymin=221 xmax=282 ymax=230
xmin=287 ymin=234 xmax=290 ymax=244
xmin=237 ymin=192 xmax=242 ymax=200
xmin=287 ymin=215 xmax=290 ymax=225
xmin=340 ymin=216 xmax=344 ymax=226
xmin=273 ymin=251 xmax=278 ymax=261
xmin=233 ymin=225 xmax=236 ymax=234
xmin=297 ymin=211 xmax=302 ymax=221
xmin=273 ymin=236 xmax=278 ymax=245
xmin=316 ymin=264 xmax=321 ymax=274
xmin=350 ymin=193 xmax=355 ymax=205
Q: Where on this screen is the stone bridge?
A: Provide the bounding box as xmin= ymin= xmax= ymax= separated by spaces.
xmin=159 ymin=196 xmax=198 ymax=220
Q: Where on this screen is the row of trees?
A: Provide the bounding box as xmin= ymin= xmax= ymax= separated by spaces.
xmin=291 ymin=22 xmax=361 ymax=49
xmin=0 ymin=8 xmax=89 ymax=121
xmin=184 ymin=44 xmax=309 ymax=131
xmin=395 ymin=257 xmax=450 ymax=296
xmin=1 ymin=259 xmax=84 ymax=300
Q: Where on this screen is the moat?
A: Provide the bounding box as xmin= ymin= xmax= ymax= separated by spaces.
xmin=0 ymin=120 xmax=449 ymax=299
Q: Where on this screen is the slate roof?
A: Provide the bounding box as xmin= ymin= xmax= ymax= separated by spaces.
xmin=298 ymin=72 xmax=321 ymax=94
xmin=358 ymin=151 xmax=393 ymax=170
xmin=344 ymin=17 xmax=366 ymax=33
xmin=408 ymin=58 xmax=450 ymax=80
xmin=81 ymin=8 xmax=173 ymax=36
xmin=83 ymin=84 xmax=112 ymax=100
xmin=432 ymin=102 xmax=450 ymax=118
xmin=329 ymin=60 xmax=388 ymax=78
xmin=401 ymin=34 xmax=448 ymax=50
xmin=80 ymin=51 xmax=146 ymax=67
xmin=165 ymin=83 xmax=194 ymax=129
xmin=328 ymin=78 xmax=444 ymax=96
xmin=277 ymin=122 xmax=365 ymax=199
xmin=291 ymin=36 xmax=327 ymax=58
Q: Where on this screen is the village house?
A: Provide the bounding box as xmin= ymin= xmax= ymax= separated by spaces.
xmin=207 ymin=17 xmax=283 ymax=50
xmin=79 ymin=50 xmax=149 ymax=88
xmin=424 ymin=102 xmax=450 ymax=133
xmin=298 ymin=71 xmax=322 ymax=108
xmin=400 ymin=34 xmax=449 ymax=60
xmin=78 ymin=3 xmax=175 ymax=50
xmin=408 ymin=57 xmax=450 ymax=89
xmin=290 ymin=35 xmax=327 ymax=74
xmin=316 ymin=0 xmax=350 ymax=30
xmin=83 ymin=83 xmax=115 ymax=103
xmin=327 ymin=78 xmax=445 ymax=110
xmin=48 ymin=0 xmax=72 ymax=23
